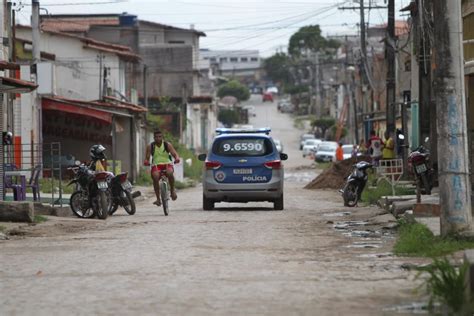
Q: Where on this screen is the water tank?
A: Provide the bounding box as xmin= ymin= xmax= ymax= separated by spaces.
xmin=119 ymin=13 xmax=137 ymax=27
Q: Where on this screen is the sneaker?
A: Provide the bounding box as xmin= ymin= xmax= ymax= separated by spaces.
xmin=153 ymin=200 xmax=161 ymax=206
xmin=171 ymin=190 xmax=177 ymax=201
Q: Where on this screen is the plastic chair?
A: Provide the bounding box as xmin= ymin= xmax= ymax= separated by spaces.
xmin=3 ymin=164 xmax=24 ymax=201
xmin=26 ymin=165 xmax=42 ymax=201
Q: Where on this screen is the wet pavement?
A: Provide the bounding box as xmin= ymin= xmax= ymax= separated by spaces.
xmin=0 ymin=96 xmax=428 ymax=315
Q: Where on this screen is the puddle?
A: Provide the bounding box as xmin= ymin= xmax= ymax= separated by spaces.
xmin=322 ymin=212 xmax=351 ymax=217
xmin=382 ymin=302 xmax=436 ymax=314
xmin=333 ymin=221 xmax=369 ymax=229
xmin=358 ymin=252 xmax=393 ymax=258
xmin=342 ymin=230 xmax=381 ymax=238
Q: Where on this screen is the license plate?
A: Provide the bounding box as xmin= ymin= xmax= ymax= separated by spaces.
xmin=233 ymin=168 xmax=253 ymax=175
xmin=97 ymin=181 xmax=108 ymax=189
xmin=121 ymin=181 xmax=132 ymax=190
xmin=415 ymin=164 xmax=427 ymax=173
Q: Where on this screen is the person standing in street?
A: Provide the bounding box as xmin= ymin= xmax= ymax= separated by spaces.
xmin=335 ymin=142 xmax=344 ymax=162
xmin=367 ymin=130 xmax=383 ymax=166
xmin=382 ymin=131 xmax=395 ymax=159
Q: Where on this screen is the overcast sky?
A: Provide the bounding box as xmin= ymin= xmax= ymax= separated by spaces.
xmin=15 ymin=0 xmax=411 ymax=57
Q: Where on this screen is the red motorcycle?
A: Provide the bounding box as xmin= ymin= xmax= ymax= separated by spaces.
xmin=408 ymin=144 xmax=433 ymax=195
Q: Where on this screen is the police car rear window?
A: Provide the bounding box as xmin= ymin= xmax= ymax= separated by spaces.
xmin=213 ymin=137 xmax=272 ymax=156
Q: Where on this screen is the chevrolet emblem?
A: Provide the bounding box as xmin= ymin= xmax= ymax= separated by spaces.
xmin=238 ymin=159 xmax=247 ymax=163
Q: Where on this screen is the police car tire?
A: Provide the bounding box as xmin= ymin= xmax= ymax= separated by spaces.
xmin=203 ymin=195 xmax=214 ymax=210
xmin=274 ymin=195 xmax=284 ymax=210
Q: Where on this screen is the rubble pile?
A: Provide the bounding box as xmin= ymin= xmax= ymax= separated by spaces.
xmin=305 ymin=156 xmax=371 ymax=190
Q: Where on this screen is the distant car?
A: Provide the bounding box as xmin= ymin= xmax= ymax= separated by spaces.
xmin=300 ymin=134 xmax=315 ymax=150
xmin=199 ymin=127 xmax=288 ymax=210
xmin=266 ymin=86 xmax=279 ymax=94
xmin=243 ymin=105 xmax=256 ymax=117
xmin=342 ymin=144 xmax=355 ymax=160
xmin=262 ymin=92 xmax=274 ymax=102
xmin=302 ymin=139 xmax=322 ymax=157
xmin=315 ymin=142 xmax=338 ymax=162
xmin=274 ymin=139 xmax=283 ymax=153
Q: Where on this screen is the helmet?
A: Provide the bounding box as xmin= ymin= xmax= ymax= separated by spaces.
xmin=90 ymin=144 xmax=107 ymax=161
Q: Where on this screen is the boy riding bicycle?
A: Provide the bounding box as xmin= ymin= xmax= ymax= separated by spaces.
xmin=144 ymin=130 xmax=180 ymax=206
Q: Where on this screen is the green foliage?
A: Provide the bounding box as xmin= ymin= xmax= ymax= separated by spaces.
xmin=311 ymin=117 xmax=335 ymax=138
xmin=177 ymin=145 xmax=203 ymax=180
xmin=218 ymin=109 xmax=241 ymax=127
xmin=416 ymin=258 xmax=470 ymax=313
xmin=315 ymin=162 xmax=331 ymax=170
xmin=0 ymin=225 xmax=6 ymax=232
xmin=135 ymin=168 xmax=153 ymax=186
xmin=330 ymin=124 xmax=348 ymax=140
xmin=146 ymin=113 xmax=165 ymax=131
xmin=394 ymin=220 xmax=474 ymax=257
xmin=34 ymin=215 xmax=48 ymax=223
xmin=361 ymin=178 xmax=414 ymax=205
xmin=263 ymin=53 xmax=291 ymax=85
xmin=38 ymin=179 xmax=74 ymax=194
xmin=217 ymin=80 xmax=250 ymax=101
xmin=284 ymin=85 xmax=309 ymax=95
xmin=288 ymin=25 xmax=340 ymax=56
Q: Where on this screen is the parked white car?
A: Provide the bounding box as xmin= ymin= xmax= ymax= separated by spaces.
xmin=274 ymin=139 xmax=284 ymax=153
xmin=299 ymin=134 xmax=315 ymax=150
xmin=243 ymin=105 xmax=256 ymax=117
xmin=302 ymin=139 xmax=322 ymax=157
xmin=342 ymin=144 xmax=355 ymax=160
xmin=315 ymin=142 xmax=338 ymax=162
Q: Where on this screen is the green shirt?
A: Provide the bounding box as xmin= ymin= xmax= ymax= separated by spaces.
xmin=152 ymin=142 xmax=172 ymax=165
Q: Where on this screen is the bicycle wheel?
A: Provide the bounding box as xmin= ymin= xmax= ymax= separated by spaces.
xmin=160 ymin=180 xmax=169 ymax=216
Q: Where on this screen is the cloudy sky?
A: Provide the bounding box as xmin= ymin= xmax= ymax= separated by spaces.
xmin=15 ymin=0 xmax=411 ymax=57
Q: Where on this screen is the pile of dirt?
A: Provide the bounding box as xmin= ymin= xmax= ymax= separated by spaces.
xmin=305 ymin=156 xmax=371 ymax=190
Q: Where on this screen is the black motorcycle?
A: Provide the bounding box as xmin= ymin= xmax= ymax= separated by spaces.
xmin=108 ymin=172 xmax=137 ymax=216
xmin=340 ymin=161 xmax=373 ymax=207
xmin=68 ymin=163 xmax=111 ymax=220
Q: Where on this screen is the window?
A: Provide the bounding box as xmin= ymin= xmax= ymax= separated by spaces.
xmin=210 ymin=57 xmax=216 ymax=62
xmin=230 ymin=57 xmax=238 ymax=62
xmin=241 ymin=57 xmax=248 ymax=62
xmin=404 ymin=59 xmax=411 ymax=72
xmin=219 ymin=57 xmax=228 ymax=62
xmin=203 ymin=57 xmax=209 ymax=60
xmin=251 ymin=57 xmax=259 ymax=62
xmin=168 ymin=40 xmax=185 ymax=44
xmin=213 ymin=138 xmax=272 ymax=157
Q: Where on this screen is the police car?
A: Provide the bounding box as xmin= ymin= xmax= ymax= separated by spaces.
xmin=198 ymin=128 xmax=288 ymax=210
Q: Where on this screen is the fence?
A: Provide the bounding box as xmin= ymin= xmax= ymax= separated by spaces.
xmin=375 ymin=159 xmax=404 ymax=195
xmin=2 ymin=142 xmax=64 ymax=206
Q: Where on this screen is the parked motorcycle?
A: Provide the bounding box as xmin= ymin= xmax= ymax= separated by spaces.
xmin=68 ymin=162 xmax=111 ymax=220
xmin=340 ymin=161 xmax=373 ymax=207
xmin=408 ymin=140 xmax=433 ymax=195
xmin=108 ymin=172 xmax=137 ymax=216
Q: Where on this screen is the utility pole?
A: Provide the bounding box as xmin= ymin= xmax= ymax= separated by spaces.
xmin=386 ymin=0 xmax=396 ymax=135
xmin=432 ymin=0 xmax=473 ymax=235
xmin=31 ymin=0 xmax=41 ymax=158
xmin=143 ymin=64 xmax=148 ymax=108
xmin=98 ymin=53 xmax=104 ymax=100
xmin=314 ymin=52 xmax=321 ymax=118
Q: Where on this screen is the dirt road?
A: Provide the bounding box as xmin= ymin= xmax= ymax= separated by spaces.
xmin=0 ymin=96 xmax=424 ymax=315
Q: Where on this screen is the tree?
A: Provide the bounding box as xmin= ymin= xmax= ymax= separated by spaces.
xmin=288 ymin=25 xmax=340 ymax=56
xmin=263 ymin=53 xmax=291 ymax=85
xmin=218 ymin=109 xmax=241 ymax=127
xmin=217 ymin=80 xmax=250 ymax=102
xmin=311 ymin=117 xmax=335 ymax=139
xmin=330 ymin=124 xmax=348 ymax=140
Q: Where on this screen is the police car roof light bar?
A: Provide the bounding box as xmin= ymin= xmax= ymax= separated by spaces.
xmin=215 ymin=128 xmax=271 ymax=135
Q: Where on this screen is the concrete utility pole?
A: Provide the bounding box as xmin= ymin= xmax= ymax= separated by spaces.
xmin=385 ymin=0 xmax=396 ymax=135
xmin=432 ymin=0 xmax=473 ymax=235
xmin=314 ymin=52 xmax=321 ymax=118
xmin=31 ymin=0 xmax=41 ymax=155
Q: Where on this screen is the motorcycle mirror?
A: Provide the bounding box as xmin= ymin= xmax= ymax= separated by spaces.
xmin=398 ymin=134 xmax=405 ymax=140
xmin=75 ymin=160 xmax=81 ymax=166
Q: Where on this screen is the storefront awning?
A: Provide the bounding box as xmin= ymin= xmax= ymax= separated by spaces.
xmin=42 ymin=97 xmax=113 ymax=123
xmin=0 ymin=77 xmax=38 ymax=94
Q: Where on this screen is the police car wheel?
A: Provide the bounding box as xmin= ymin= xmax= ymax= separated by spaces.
xmin=203 ymin=195 xmax=214 ymax=211
xmin=274 ymin=195 xmax=284 ymax=210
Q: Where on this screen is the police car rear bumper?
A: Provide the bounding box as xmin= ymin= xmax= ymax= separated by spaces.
xmin=203 ymin=177 xmax=283 ymax=202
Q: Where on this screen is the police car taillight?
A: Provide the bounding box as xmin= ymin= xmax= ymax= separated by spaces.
xmin=264 ymin=160 xmax=281 ymax=169
xmin=205 ymin=161 xmax=222 ymax=170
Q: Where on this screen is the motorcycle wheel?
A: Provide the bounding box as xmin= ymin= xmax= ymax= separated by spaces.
xmin=123 ymin=190 xmax=136 ymax=215
xmin=421 ymin=173 xmax=432 ymax=195
xmin=70 ymin=191 xmax=94 ymax=218
xmin=109 ymin=203 xmax=119 ymax=215
xmin=96 ymin=191 xmax=109 ymax=220
xmin=343 ymin=183 xmax=359 ymax=207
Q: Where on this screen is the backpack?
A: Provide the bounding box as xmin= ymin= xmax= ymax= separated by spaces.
xmin=151 ymin=141 xmax=172 ymax=161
